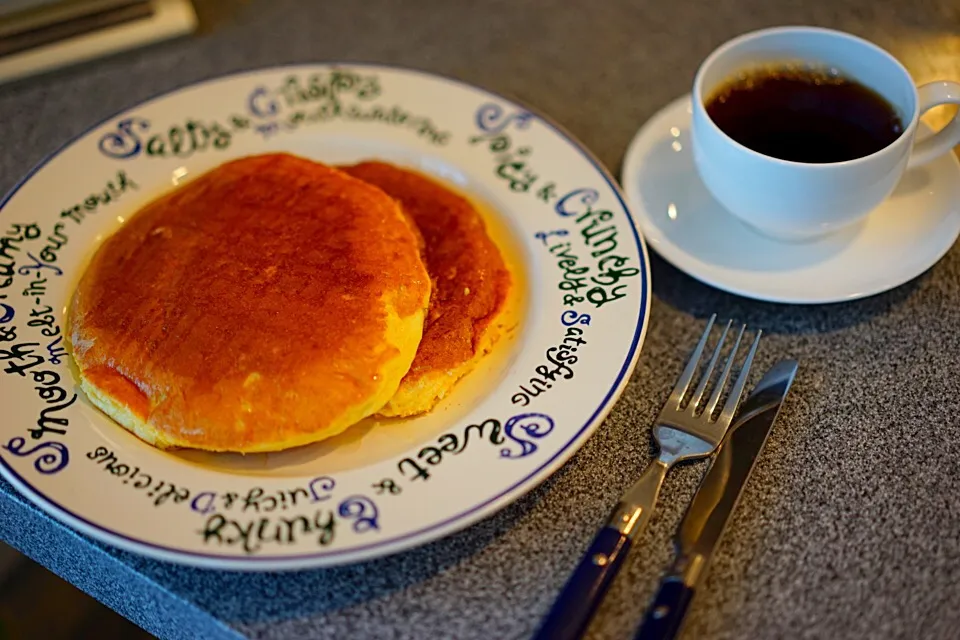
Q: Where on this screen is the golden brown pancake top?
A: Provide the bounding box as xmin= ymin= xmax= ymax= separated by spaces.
xmin=70 ymin=153 xmax=430 ymax=451
xmin=342 ymin=161 xmax=510 ymax=386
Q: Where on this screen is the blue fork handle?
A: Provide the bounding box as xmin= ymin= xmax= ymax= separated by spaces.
xmin=532 ymin=526 xmax=631 ymax=640
xmin=535 ymin=460 xmax=669 ymax=640
xmin=634 ymin=576 xmax=694 ymax=640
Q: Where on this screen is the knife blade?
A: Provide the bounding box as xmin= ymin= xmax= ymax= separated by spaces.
xmin=634 ymin=359 xmax=799 ymax=640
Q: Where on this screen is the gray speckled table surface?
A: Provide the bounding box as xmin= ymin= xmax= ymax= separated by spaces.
xmin=2 ymin=1 xmax=960 ymax=639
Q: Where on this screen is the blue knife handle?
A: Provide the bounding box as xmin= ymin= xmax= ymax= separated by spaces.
xmin=634 ymin=576 xmax=694 ymax=640
xmin=533 ymin=526 xmax=631 ymax=640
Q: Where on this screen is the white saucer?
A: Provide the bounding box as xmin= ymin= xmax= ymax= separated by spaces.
xmin=621 ymin=95 xmax=960 ymax=304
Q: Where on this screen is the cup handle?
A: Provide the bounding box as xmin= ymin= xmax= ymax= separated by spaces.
xmin=908 ymin=81 xmax=960 ymax=169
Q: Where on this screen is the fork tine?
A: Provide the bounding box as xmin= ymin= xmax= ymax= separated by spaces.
xmin=669 ymin=314 xmax=716 ymax=407
xmin=688 ymin=319 xmax=732 ymax=413
xmin=704 ymin=323 xmax=746 ymax=418
xmin=718 ymin=329 xmax=762 ymax=423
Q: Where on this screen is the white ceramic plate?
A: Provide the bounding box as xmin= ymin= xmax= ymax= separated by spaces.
xmin=0 ymin=65 xmax=650 ymax=570
xmin=621 ymin=95 xmax=960 ymax=304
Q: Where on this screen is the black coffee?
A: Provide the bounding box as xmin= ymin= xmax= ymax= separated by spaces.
xmin=705 ymin=67 xmax=904 ymax=163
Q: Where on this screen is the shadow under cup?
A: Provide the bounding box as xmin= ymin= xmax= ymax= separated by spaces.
xmin=691 ymin=27 xmax=920 ymax=242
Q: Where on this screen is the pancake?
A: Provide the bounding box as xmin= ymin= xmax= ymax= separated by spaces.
xmin=341 ymin=161 xmax=511 ymax=417
xmin=69 ymin=153 xmax=431 ymax=453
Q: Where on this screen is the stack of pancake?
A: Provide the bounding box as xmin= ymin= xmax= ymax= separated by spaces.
xmin=68 ymin=153 xmax=511 ymax=453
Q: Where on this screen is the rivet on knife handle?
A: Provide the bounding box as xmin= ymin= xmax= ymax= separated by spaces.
xmin=634 ymin=574 xmax=694 ymax=640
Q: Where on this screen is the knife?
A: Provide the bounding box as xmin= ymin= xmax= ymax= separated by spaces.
xmin=634 ymin=359 xmax=799 ymax=640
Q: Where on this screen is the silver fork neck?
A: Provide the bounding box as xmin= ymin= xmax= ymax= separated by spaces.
xmin=655 ymin=425 xmax=716 ymax=463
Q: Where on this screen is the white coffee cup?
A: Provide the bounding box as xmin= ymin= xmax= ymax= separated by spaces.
xmin=691 ymin=26 xmax=960 ymax=241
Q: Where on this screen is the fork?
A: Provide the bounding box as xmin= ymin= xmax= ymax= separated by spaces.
xmin=533 ymin=315 xmax=761 ymax=640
